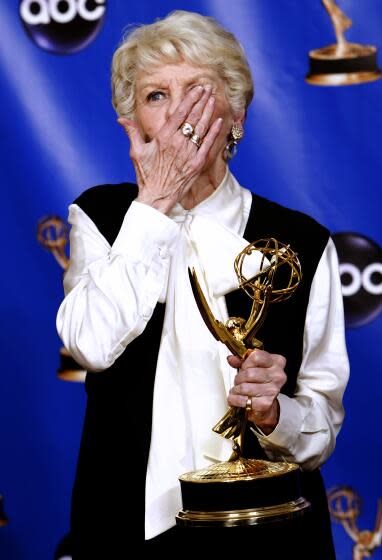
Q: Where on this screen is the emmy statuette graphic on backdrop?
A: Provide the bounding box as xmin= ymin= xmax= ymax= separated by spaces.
xmin=176 ymin=239 xmax=310 ymax=527
xmin=37 ymin=216 xmax=86 ymax=382
xmin=0 ymin=495 xmax=8 ymax=527
xmin=328 ymin=487 xmax=382 ymax=560
xmin=306 ymin=0 xmax=382 ymax=85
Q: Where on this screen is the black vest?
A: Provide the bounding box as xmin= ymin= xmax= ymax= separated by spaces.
xmin=70 ymin=183 xmax=335 ymax=558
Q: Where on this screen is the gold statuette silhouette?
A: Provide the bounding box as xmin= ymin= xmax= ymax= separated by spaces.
xmin=0 ymin=495 xmax=8 ymax=527
xmin=306 ymin=0 xmax=382 ymax=86
xmin=328 ymin=486 xmax=382 ymax=560
xmin=37 ymin=216 xmax=86 ymax=382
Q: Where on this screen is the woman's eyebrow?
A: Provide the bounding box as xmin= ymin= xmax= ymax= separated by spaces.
xmin=139 ymin=81 xmax=167 ymax=91
xmin=139 ymin=73 xmax=216 ymax=91
xmin=184 ymin=73 xmax=216 ymax=83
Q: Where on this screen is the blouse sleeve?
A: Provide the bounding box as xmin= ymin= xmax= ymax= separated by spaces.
xmin=251 ymin=238 xmax=350 ymax=470
xmin=56 ymin=201 xmax=180 ymax=372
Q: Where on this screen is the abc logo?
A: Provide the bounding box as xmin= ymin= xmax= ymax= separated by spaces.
xmin=19 ymin=0 xmax=106 ymax=54
xmin=333 ymin=232 xmax=382 ymax=328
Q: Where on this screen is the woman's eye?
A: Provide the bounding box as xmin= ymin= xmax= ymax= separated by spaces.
xmin=147 ymin=91 xmax=165 ymax=102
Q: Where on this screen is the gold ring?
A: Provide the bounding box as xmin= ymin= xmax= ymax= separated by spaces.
xmin=181 ymin=122 xmax=194 ymax=137
xmin=245 ymin=396 xmax=252 ymax=411
xmin=190 ymin=133 xmax=202 ymax=148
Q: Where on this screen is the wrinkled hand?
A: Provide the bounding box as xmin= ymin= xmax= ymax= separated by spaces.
xmin=227 ymin=349 xmax=287 ymax=435
xmin=118 ymin=85 xmax=223 ymax=214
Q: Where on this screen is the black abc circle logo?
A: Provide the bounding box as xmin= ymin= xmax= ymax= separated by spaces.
xmin=19 ymin=0 xmax=106 ymax=54
xmin=333 ymin=232 xmax=382 ymax=328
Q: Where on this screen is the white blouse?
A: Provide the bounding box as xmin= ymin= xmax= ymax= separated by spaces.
xmin=56 ymin=170 xmax=349 ymax=540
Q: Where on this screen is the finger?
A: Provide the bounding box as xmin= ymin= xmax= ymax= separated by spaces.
xmin=193 ymin=93 xmax=215 ymax=139
xmin=272 ymin=353 xmax=287 ymax=370
xmin=186 ymin=85 xmax=212 ymax=131
xmin=237 ymin=365 xmax=287 ymax=391
xmin=235 ymin=367 xmax=273 ymax=385
xmin=249 ymin=352 xmax=285 ymax=371
xmin=184 ymin=93 xmax=216 ymax=157
xmin=242 ymin=349 xmax=273 ymax=370
xmin=227 ymin=393 xmax=251 ymax=409
xmin=194 ymin=117 xmax=223 ymax=164
xmin=228 ymin=392 xmax=274 ymax=416
xmin=243 ymin=349 xmax=255 ymax=360
xmin=231 ymin=382 xmax=275 ymax=398
xmin=117 ymin=118 xmax=145 ymax=155
xmin=227 ymin=355 xmax=242 ymax=369
xmin=164 ymin=85 xmax=204 ymax=136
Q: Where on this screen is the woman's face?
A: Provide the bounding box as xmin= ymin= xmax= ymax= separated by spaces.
xmin=134 ymin=61 xmax=242 ymax=169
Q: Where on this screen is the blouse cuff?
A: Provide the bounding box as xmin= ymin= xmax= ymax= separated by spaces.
xmin=111 ymin=201 xmax=180 ymax=264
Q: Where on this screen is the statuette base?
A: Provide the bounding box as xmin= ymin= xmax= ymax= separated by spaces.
xmin=306 ymin=44 xmax=382 ymax=86
xmin=57 ymin=347 xmax=86 ymax=382
xmin=177 ymin=458 xmax=310 ymax=527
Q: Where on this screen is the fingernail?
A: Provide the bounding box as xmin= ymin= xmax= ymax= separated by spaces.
xmin=205 ymin=84 xmax=212 ymax=92
xmin=195 ymin=85 xmax=203 ymax=92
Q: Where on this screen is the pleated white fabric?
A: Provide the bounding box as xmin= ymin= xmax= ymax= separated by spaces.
xmin=144 ymin=170 xmax=264 ymax=539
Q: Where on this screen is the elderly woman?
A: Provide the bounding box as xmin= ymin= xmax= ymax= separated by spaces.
xmin=57 ymin=10 xmax=349 ymax=558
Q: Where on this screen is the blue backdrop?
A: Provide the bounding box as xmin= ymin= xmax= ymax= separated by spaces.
xmin=1 ymin=1 xmax=381 ymax=558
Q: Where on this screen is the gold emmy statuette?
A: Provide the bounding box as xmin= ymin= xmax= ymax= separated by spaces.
xmin=0 ymin=495 xmax=8 ymax=527
xmin=328 ymin=487 xmax=382 ymax=560
xmin=37 ymin=216 xmax=86 ymax=382
xmin=176 ymin=239 xmax=310 ymax=528
xmin=306 ymin=0 xmax=382 ymax=86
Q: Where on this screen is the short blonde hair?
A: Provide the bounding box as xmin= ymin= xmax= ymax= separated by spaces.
xmin=112 ymin=10 xmax=254 ymax=119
